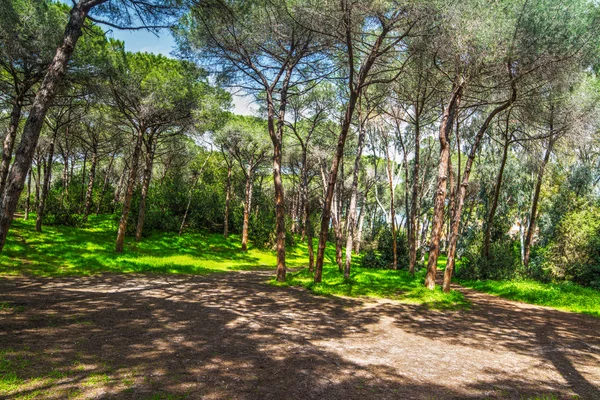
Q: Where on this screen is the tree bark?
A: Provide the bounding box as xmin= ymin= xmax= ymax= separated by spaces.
xmin=385 ymin=139 xmax=398 ymax=270
xmin=96 ymin=151 xmax=115 ymax=215
xmin=424 ymin=82 xmax=463 ymax=289
xmin=523 ymin=136 xmax=555 ymax=268
xmin=483 ymin=133 xmax=510 ymax=258
xmin=0 ymin=97 xmax=24 ymax=197
xmin=82 ymin=146 xmax=98 ymax=223
xmin=354 ymin=188 xmax=368 ymax=253
xmin=241 ymin=166 xmax=254 ymax=251
xmin=409 ymin=119 xmax=420 ymax=275
xmin=24 ymin=168 xmax=31 ymax=220
xmin=443 ymin=90 xmax=517 ymax=292
xmin=135 ymin=135 xmax=156 ymax=242
xmin=35 ymin=135 xmax=57 ymax=232
xmin=0 ymin=1 xmax=95 ymax=252
xmin=223 ymin=159 xmax=232 ymax=238
xmin=115 ymin=128 xmax=144 ymax=252
xmin=344 ymin=115 xmax=367 ymax=279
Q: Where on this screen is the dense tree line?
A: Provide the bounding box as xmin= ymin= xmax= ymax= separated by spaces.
xmin=1 ymin=0 xmax=600 ymax=291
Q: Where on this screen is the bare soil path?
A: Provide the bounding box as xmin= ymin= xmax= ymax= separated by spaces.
xmin=1 ymin=271 xmax=599 ymax=399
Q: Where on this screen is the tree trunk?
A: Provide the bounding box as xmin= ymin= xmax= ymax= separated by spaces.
xmin=333 ymin=189 xmax=343 ymax=272
xmin=523 ymin=136 xmax=555 ymax=268
xmin=82 ymin=146 xmax=98 ymax=223
xmin=113 ymin=163 xmax=128 ymax=212
xmin=354 ymin=188 xmax=368 ymax=253
xmin=223 ymin=161 xmax=232 ymax=238
xmin=96 ymin=151 xmax=115 ymax=215
xmin=483 ymin=134 xmax=510 ymax=258
xmin=385 ymin=140 xmax=398 ymax=270
xmin=24 ymin=168 xmax=31 ymax=220
xmin=241 ymin=167 xmax=254 ymax=251
xmin=314 ymin=88 xmax=359 ymax=283
xmin=409 ymin=120 xmax=420 ymax=275
xmin=443 ymin=92 xmax=516 ymax=292
xmin=179 ymin=152 xmax=211 ymax=236
xmin=34 ymin=158 xmax=41 ymax=211
xmin=0 ymin=1 xmax=93 ymax=252
xmin=344 ymin=116 xmax=367 ymax=279
xmin=135 ymin=136 xmax=156 ymax=242
xmin=35 ymin=135 xmax=56 ymax=232
xmin=0 ymin=98 xmax=24 ymax=197
xmin=80 ymin=149 xmax=87 ymax=208
xmin=424 ymin=83 xmax=463 ymax=289
xmin=116 ymin=128 xmax=144 ymax=252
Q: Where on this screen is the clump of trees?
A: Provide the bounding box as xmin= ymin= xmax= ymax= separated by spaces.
xmin=1 ymin=0 xmax=600 ymax=291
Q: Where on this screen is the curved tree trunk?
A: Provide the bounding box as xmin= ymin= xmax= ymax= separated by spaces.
xmin=0 ymin=98 xmax=24 ymax=197
xmin=0 ymin=1 xmax=93 ymax=252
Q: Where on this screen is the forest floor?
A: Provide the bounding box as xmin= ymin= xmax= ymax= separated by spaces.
xmin=1 ymin=269 xmax=600 ymax=400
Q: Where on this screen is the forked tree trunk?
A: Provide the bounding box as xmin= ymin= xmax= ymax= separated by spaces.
xmin=115 ymin=128 xmax=144 ymax=252
xmin=135 ymin=136 xmax=156 ymax=242
xmin=35 ymin=134 xmax=57 ymax=233
xmin=82 ymin=146 xmax=98 ymax=223
xmin=443 ymin=90 xmax=516 ymax=292
xmin=0 ymin=97 xmax=24 ymax=197
xmin=0 ymin=1 xmax=93 ymax=251
xmin=424 ymin=83 xmax=463 ymax=289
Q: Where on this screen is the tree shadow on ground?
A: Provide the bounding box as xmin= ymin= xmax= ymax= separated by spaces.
xmin=0 ymin=272 xmax=599 ymax=399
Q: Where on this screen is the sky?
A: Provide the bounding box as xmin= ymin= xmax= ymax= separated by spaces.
xmin=107 ymin=28 xmax=255 ymax=116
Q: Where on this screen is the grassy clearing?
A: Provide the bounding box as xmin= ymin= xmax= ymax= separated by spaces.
xmin=458 ymin=278 xmax=600 ymax=317
xmin=0 ymin=215 xmax=312 ymax=276
xmin=276 ymin=265 xmax=469 ymax=310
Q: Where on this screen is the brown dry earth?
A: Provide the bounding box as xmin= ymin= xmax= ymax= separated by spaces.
xmin=0 ymin=271 xmax=599 ymax=399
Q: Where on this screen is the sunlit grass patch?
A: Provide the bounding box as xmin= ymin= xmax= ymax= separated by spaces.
xmin=458 ymin=278 xmax=600 ymax=317
xmin=277 ymin=264 xmax=469 ymax=310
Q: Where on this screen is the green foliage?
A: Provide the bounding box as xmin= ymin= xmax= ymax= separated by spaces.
xmin=361 ymin=228 xmax=409 ymax=269
xmin=456 ymin=231 xmax=520 ymax=281
xmin=543 ymin=204 xmax=600 ymax=289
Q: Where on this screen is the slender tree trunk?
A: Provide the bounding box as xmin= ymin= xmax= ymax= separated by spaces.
xmin=82 ymin=146 xmax=98 ymax=223
xmin=354 ymin=188 xmax=368 ymax=253
xmin=409 ymin=120 xmax=420 ymax=275
xmin=24 ymin=169 xmax=31 ymax=220
xmin=116 ymin=128 xmax=144 ymax=252
xmin=96 ymin=151 xmax=115 ymax=215
xmin=135 ymin=136 xmax=156 ymax=242
xmin=0 ymin=98 xmax=24 ymax=197
xmin=334 ymin=189 xmax=344 ymax=272
xmin=0 ymin=2 xmax=93 ymax=251
xmin=385 ymin=140 xmax=398 ymax=270
xmin=34 ymin=159 xmax=41 ymax=211
xmin=179 ymin=152 xmax=211 ymax=236
xmin=424 ymin=83 xmax=463 ymax=289
xmin=35 ymin=134 xmax=57 ymax=232
xmin=113 ymin=163 xmax=128 ymax=212
xmin=315 ymin=89 xmax=359 ymax=283
xmin=443 ymin=92 xmax=516 ymax=292
xmin=523 ymin=136 xmax=555 ymax=268
xmin=241 ymin=167 xmax=254 ymax=251
xmin=223 ymin=161 xmax=232 ymax=238
xmin=344 ymin=117 xmax=367 ymax=279
xmin=483 ymin=135 xmax=510 ymax=258
xmin=80 ymin=150 xmax=87 ymax=208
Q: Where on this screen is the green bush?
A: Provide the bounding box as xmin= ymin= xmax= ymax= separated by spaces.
xmin=360 ymin=227 xmax=409 ymax=269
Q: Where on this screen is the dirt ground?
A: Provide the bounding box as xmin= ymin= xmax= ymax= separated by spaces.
xmin=1 ymin=271 xmax=599 ymax=399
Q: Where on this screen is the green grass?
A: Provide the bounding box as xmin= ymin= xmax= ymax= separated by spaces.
xmin=0 ymin=214 xmax=312 ymax=276
xmin=276 ymin=264 xmax=469 ymax=310
xmin=458 ymin=278 xmax=600 ymax=317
